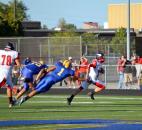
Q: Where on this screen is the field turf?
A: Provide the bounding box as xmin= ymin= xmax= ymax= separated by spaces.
xmin=0 ymin=94 xmax=142 ymax=130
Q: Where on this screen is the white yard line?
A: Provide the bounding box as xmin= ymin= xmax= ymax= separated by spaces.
xmin=0 ymin=95 xmax=142 ymax=100
xmin=29 ymin=100 xmax=94 ymax=104
xmin=13 ymin=108 xmax=90 ymax=112
xmin=28 ymin=100 xmax=112 ymax=104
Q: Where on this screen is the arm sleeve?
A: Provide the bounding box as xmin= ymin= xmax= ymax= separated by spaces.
xmin=88 ymin=60 xmax=97 ymax=68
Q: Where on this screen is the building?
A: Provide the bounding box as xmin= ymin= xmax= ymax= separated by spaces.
xmin=83 ymin=22 xmax=99 ymax=29
xmin=108 ymin=3 xmax=142 ymax=30
xmin=21 ymin=21 xmax=41 ymax=29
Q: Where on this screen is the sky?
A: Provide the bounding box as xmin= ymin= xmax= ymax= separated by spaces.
xmin=1 ymin=0 xmax=142 ymax=29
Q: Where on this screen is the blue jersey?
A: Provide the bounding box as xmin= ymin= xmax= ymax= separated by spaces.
xmin=35 ymin=62 xmax=74 ymax=93
xmin=22 ymin=58 xmax=32 ymax=65
xmin=49 ymin=62 xmax=74 ymax=83
xmin=21 ymin=61 xmax=48 ymax=91
xmin=25 ymin=61 xmax=48 ymax=75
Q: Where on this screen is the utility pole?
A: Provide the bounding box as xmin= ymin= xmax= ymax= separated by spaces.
xmin=14 ymin=0 xmax=16 ymax=20
xmin=127 ymin=0 xmax=130 ymax=60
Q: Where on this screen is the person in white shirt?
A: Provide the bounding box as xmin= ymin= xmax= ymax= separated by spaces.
xmin=0 ymin=42 xmax=21 ymax=108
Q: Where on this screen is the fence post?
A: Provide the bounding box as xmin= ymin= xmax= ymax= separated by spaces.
xmin=80 ymin=36 xmax=82 ymax=56
xmin=17 ymin=38 xmax=20 ymax=52
xmin=39 ymin=43 xmax=42 ymax=59
xmin=108 ymin=45 xmax=110 ymax=65
xmin=48 ymin=37 xmax=51 ymax=64
xmin=104 ymin=65 xmax=107 ymax=87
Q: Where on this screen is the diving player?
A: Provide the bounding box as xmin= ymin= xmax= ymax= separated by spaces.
xmin=18 ymin=59 xmax=74 ymax=105
xmin=67 ymin=53 xmax=106 ymax=105
xmin=14 ymin=60 xmax=48 ymax=101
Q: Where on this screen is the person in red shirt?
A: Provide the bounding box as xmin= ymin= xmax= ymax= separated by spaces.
xmin=117 ymin=55 xmax=126 ymax=89
xmin=78 ymin=56 xmax=89 ymax=85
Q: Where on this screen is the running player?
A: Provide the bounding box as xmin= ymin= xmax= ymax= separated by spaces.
xmin=67 ymin=53 xmax=105 ymax=105
xmin=0 ymin=42 xmax=21 ymax=108
xmin=17 ymin=59 xmax=74 ymax=105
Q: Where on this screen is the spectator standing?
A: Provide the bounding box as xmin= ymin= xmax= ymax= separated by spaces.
xmin=117 ymin=56 xmax=126 ymax=89
xmin=131 ymin=57 xmax=137 ymax=84
xmin=78 ymin=56 xmax=89 ymax=85
xmin=123 ymin=60 xmax=133 ymax=89
xmin=138 ymin=71 xmax=142 ymax=90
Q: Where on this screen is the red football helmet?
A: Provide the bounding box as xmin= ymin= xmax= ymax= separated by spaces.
xmin=96 ymin=53 xmax=105 ymax=63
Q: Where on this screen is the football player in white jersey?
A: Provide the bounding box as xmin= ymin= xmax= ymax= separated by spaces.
xmin=67 ymin=53 xmax=105 ymax=105
xmin=0 ymin=42 xmax=21 ymax=108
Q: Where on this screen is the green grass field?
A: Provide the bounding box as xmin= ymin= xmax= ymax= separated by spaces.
xmin=0 ymin=94 xmax=142 ymax=130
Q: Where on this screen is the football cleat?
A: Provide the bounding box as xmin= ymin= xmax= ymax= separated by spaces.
xmin=12 ymin=97 xmax=19 ymax=106
xmin=67 ymin=97 xmax=72 ymax=105
xmin=9 ymin=104 xmax=13 ymax=108
xmin=88 ymin=92 xmax=95 ymax=100
xmin=19 ymin=96 xmax=26 ymax=106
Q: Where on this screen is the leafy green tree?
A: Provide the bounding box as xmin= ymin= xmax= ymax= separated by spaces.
xmin=63 ymin=24 xmax=76 ymax=31
xmin=57 ymin=17 xmax=77 ymax=31
xmin=53 ymin=31 xmax=79 ymax=37
xmin=82 ymin=33 xmax=96 ymax=44
xmin=110 ymin=27 xmax=127 ymax=55
xmin=0 ymin=0 xmax=28 ymax=36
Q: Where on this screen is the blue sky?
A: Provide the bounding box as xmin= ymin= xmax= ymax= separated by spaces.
xmin=1 ymin=0 xmax=142 ymax=29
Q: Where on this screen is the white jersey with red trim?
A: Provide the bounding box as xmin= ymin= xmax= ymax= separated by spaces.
xmin=88 ymin=59 xmax=103 ymax=82
xmin=0 ymin=49 xmax=18 ymax=83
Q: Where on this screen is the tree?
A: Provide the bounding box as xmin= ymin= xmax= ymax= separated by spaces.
xmin=57 ymin=18 xmax=77 ymax=31
xmin=82 ymin=33 xmax=96 ymax=44
xmin=110 ymin=27 xmax=127 ymax=55
xmin=63 ymin=23 xmax=76 ymax=31
xmin=58 ymin=18 xmax=66 ymax=29
xmin=0 ymin=0 xmax=28 ymax=36
xmin=9 ymin=0 xmax=28 ymax=20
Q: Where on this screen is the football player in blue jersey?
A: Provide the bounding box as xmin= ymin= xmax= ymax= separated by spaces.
xmin=14 ymin=60 xmax=48 ymax=101
xmin=18 ymin=59 xmax=74 ymax=105
xmin=22 ymin=57 xmax=32 ymax=65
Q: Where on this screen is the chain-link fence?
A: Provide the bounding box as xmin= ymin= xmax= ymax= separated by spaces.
xmin=0 ymin=37 xmax=82 ymax=64
xmin=0 ymin=37 xmax=139 ymax=89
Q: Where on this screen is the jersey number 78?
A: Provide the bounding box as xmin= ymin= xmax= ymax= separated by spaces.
xmin=1 ymin=55 xmax=12 ymax=66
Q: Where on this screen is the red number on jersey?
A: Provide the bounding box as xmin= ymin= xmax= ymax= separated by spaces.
xmin=1 ymin=55 xmax=12 ymax=66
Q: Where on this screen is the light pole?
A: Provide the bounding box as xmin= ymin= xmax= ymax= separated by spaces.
xmin=127 ymin=0 xmax=130 ymax=60
xmin=14 ymin=0 xmax=16 ymax=20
